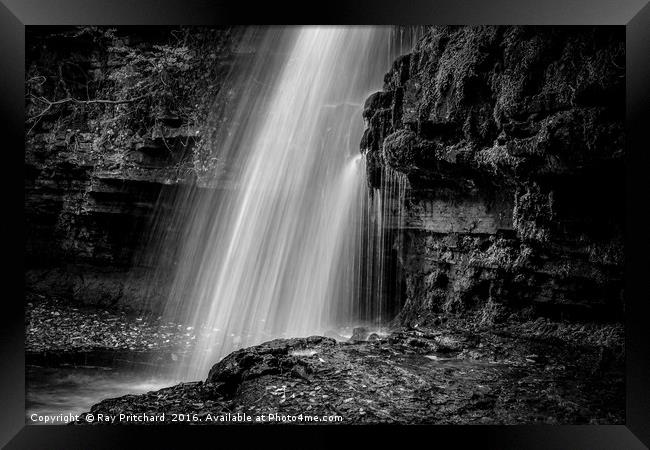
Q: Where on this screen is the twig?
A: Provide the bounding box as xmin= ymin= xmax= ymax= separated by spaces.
xmin=31 ymin=93 xmax=150 ymax=107
xmin=26 ymin=93 xmax=150 ymax=134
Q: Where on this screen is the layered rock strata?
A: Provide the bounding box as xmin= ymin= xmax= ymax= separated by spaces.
xmin=25 ymin=27 xmax=242 ymax=309
xmin=361 ymin=26 xmax=625 ymax=324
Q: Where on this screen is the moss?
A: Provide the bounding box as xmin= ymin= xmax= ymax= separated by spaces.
xmin=474 ymin=144 xmax=521 ymax=175
xmin=512 ymin=183 xmax=555 ymax=242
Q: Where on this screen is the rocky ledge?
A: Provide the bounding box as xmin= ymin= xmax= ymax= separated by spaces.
xmin=77 ymin=318 xmax=623 ymax=425
xmin=25 ymin=293 xmax=197 ymax=370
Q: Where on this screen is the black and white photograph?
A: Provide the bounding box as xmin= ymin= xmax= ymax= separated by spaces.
xmin=2 ymin=1 xmax=648 ymax=446
xmin=22 ymin=24 xmax=629 ymax=426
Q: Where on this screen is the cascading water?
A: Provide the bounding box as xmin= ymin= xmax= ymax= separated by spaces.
xmin=360 ymin=167 xmax=410 ymax=327
xmin=143 ymin=26 xmax=419 ymax=381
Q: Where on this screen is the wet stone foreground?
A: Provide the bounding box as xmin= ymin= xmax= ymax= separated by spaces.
xmin=75 ymin=322 xmax=624 ymax=425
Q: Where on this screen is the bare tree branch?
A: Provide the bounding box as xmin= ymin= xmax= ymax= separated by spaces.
xmin=26 ymin=93 xmax=151 ymax=134
xmin=31 ymin=93 xmax=150 ymax=107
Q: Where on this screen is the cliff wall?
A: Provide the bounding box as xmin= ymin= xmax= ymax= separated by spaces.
xmin=361 ymin=26 xmax=625 ymax=324
xmin=25 ymin=26 xmax=241 ymax=309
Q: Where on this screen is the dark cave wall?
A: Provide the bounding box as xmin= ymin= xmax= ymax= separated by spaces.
xmin=362 ymin=26 xmax=625 ymax=325
xmin=24 ymin=26 xmax=241 ymax=309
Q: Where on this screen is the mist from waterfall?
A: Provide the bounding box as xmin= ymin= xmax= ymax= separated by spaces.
xmin=142 ymin=26 xmax=418 ymax=381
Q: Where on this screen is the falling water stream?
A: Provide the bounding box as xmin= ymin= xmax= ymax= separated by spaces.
xmin=149 ymin=26 xmax=418 ymax=381
xmin=26 ymin=27 xmax=421 ymax=422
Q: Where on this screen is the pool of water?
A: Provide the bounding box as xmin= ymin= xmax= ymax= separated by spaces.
xmin=25 ymin=326 xmax=389 ymax=424
xmin=26 ymin=361 xmax=177 ymax=425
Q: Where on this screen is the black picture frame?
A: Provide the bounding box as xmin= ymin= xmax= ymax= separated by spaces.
xmin=2 ymin=0 xmax=649 ymax=448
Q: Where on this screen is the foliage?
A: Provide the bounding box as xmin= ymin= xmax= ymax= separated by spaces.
xmin=26 ymin=26 xmax=238 ymax=181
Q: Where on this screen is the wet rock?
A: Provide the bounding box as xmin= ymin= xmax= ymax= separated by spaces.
xmin=79 ymin=321 xmax=624 ymax=425
xmin=367 ymin=333 xmax=380 ymax=342
xmin=290 ymin=364 xmax=312 ymax=382
xmin=433 ymin=335 xmax=464 ymax=354
xmin=349 ymin=327 xmax=371 ymax=342
xmin=206 ymin=336 xmax=335 ymax=390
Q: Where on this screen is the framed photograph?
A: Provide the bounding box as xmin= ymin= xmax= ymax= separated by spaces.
xmin=2 ymin=0 xmax=649 ymax=448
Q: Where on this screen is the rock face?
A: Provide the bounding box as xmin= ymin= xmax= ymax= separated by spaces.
xmin=206 ymin=336 xmax=338 ymax=392
xmin=79 ymin=322 xmax=624 ymax=424
xmin=25 ymin=27 xmax=242 ymax=310
xmin=361 ymin=26 xmax=625 ymax=325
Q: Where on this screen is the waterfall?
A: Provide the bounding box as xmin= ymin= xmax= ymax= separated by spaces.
xmin=360 ymin=167 xmax=410 ymax=327
xmin=142 ymin=26 xmax=419 ymax=381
